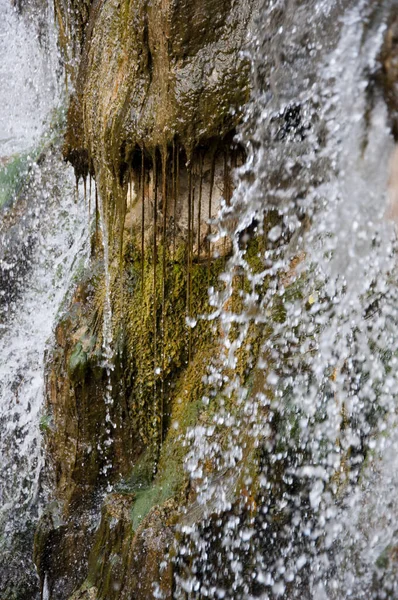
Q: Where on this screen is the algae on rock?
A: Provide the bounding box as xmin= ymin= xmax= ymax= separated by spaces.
xmin=35 ymin=0 xmax=262 ymax=597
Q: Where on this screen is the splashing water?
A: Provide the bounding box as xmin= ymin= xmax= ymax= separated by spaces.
xmin=0 ymin=153 xmax=89 ymax=593
xmin=96 ymin=186 xmax=116 ymax=483
xmin=0 ymin=158 xmax=89 ymax=522
xmin=3 ymin=0 xmax=398 ymax=597
xmin=176 ymin=1 xmax=398 ymax=598
xmin=0 ymin=0 xmax=89 ymax=594
xmin=0 ymin=0 xmax=58 ymax=155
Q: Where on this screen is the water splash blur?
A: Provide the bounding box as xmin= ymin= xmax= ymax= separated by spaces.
xmin=0 ymin=0 xmax=58 ymax=156
xmin=0 ymin=150 xmax=89 ymax=593
xmin=0 ymin=157 xmax=88 ymax=521
xmin=177 ymin=1 xmax=398 ymax=598
xmin=0 ymin=0 xmax=87 ymax=595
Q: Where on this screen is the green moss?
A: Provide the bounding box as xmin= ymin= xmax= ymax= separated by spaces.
xmin=107 ymin=239 xmax=225 ymax=530
xmin=116 ymin=447 xmax=156 ymax=494
xmin=0 ymin=154 xmax=30 ymax=209
xmin=376 ymin=545 xmax=393 ymax=571
xmin=113 ymin=238 xmax=224 ymax=449
xmin=130 ymin=457 xmax=186 ymax=531
xmin=68 ymin=342 xmax=88 ymax=381
xmin=130 ymin=487 xmax=158 ymax=530
xmin=39 ymin=413 xmax=52 ymax=433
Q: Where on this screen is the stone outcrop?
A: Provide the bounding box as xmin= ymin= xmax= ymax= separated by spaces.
xmin=34 ymin=0 xmax=260 ymax=598
xmin=30 ymin=2 xmax=398 ymax=598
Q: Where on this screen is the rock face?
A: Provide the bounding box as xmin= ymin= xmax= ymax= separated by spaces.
xmin=30 ymin=1 xmax=398 ymax=598
xmin=63 ymin=0 xmax=253 ymax=157
xmin=34 ymin=1 xmax=260 ymax=598
xmin=59 ymin=0 xmax=254 ymax=272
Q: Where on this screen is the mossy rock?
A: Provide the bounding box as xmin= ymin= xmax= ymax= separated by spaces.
xmin=80 ymin=495 xmax=176 ymax=600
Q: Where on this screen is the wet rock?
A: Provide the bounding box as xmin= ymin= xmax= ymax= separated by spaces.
xmin=380 ymin=9 xmax=398 ymax=139
xmin=58 ymin=0 xmax=259 ymax=254
xmin=63 ymin=0 xmax=256 ymax=154
xmin=37 ymin=242 xmax=225 ymax=596
xmin=371 ymin=534 xmax=398 ymax=599
xmin=34 ymin=499 xmax=100 ymax=600
xmin=35 ymin=0 xmax=260 ymax=597
xmin=69 ymin=585 xmax=98 ymax=600
xmin=44 ymin=262 xmax=140 ymax=509
xmin=70 ymin=495 xmax=176 ymax=600
xmin=0 ymin=520 xmax=40 ymax=600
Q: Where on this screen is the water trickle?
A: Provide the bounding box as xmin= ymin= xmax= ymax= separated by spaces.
xmin=96 ymin=186 xmax=115 ymax=484
xmin=197 ymin=152 xmax=204 ymax=256
xmin=207 ymin=146 xmax=216 ymax=280
xmin=161 ymin=145 xmax=168 ymax=447
xmin=42 ymin=573 xmax=50 ymax=600
xmin=140 ymin=152 xmax=145 ymax=284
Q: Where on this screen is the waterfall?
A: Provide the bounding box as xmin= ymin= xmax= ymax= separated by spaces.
xmin=0 ymin=159 xmax=89 ymax=519
xmin=178 ymin=1 xmax=398 ymax=597
xmin=0 ymin=0 xmax=89 ymax=595
xmin=0 ymin=0 xmax=58 ymax=156
xmin=4 ymin=0 xmax=398 ymax=597
xmin=0 ymin=155 xmax=89 ymax=594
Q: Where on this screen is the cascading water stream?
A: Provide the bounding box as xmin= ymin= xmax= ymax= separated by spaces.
xmin=96 ymin=188 xmax=116 ymax=484
xmin=176 ymin=1 xmax=398 ymax=598
xmin=0 ymin=1 xmax=90 ymax=595
xmin=0 ymin=166 xmax=89 ymax=519
xmin=0 ymin=0 xmax=58 ymax=155
xmin=4 ymin=0 xmax=398 ymax=597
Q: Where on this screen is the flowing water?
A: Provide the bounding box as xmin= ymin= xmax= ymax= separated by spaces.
xmin=177 ymin=0 xmax=398 ymax=598
xmin=3 ymin=0 xmax=398 ymax=598
xmin=0 ymin=1 xmax=89 ymax=595
xmin=0 ymin=0 xmax=57 ymax=156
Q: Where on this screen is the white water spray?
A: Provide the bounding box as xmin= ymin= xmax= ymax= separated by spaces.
xmin=177 ymin=1 xmax=398 ymax=598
